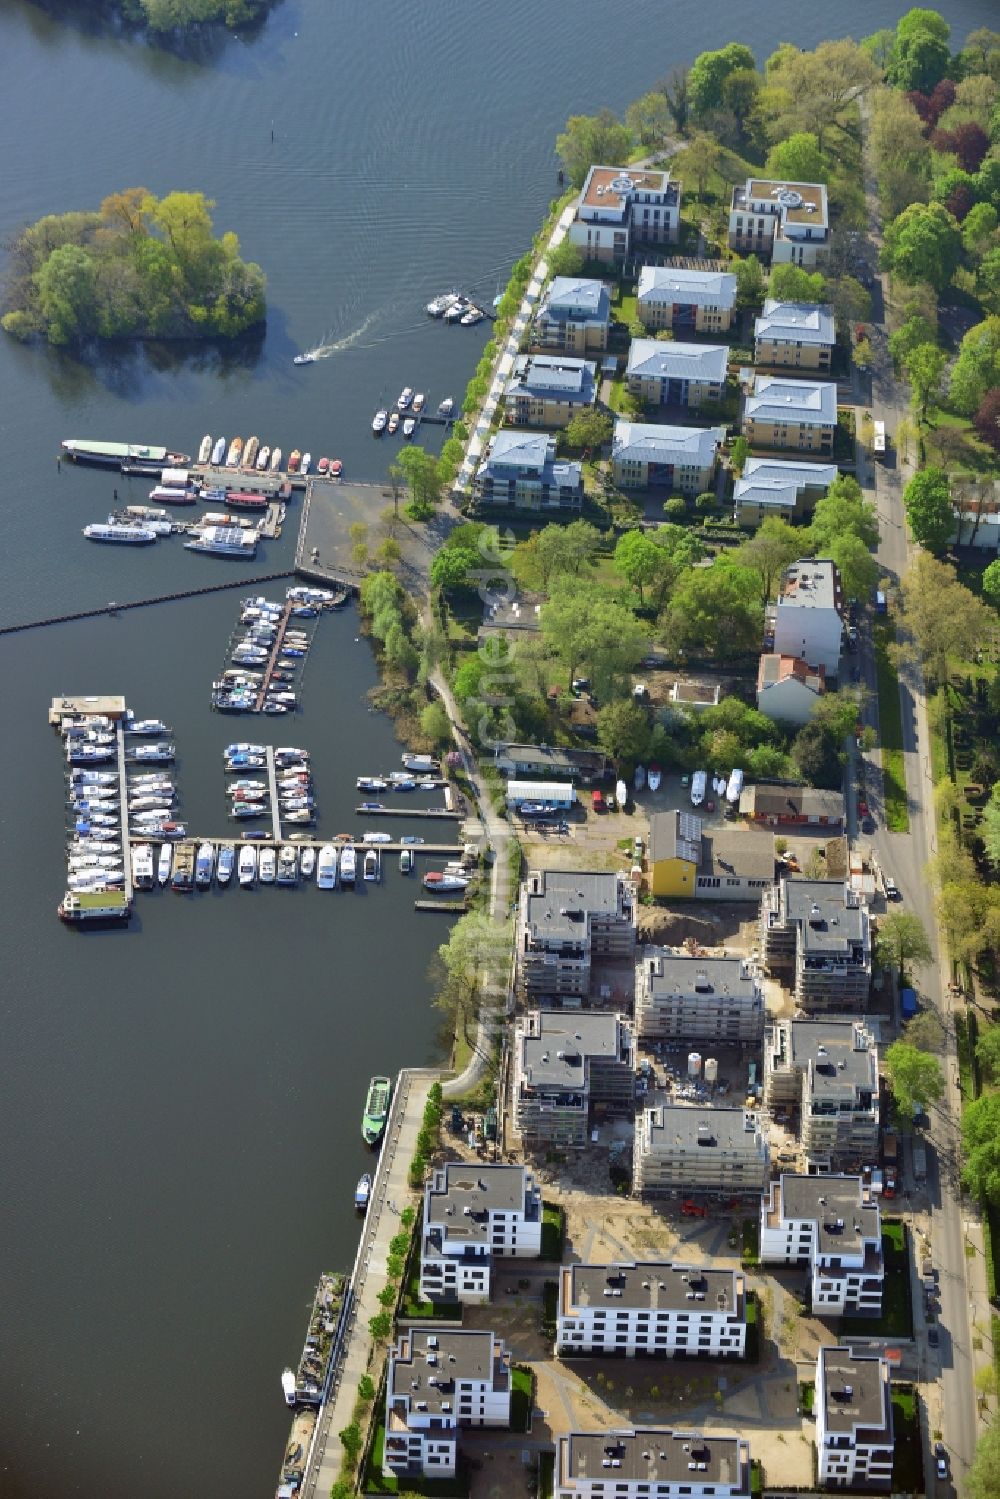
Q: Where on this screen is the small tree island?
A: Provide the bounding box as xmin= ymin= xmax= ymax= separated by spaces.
xmin=102 ymin=0 xmax=271 ymax=32
xmin=2 ymin=189 xmax=266 ymax=346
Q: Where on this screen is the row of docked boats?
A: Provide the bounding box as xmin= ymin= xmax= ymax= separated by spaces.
xmin=213 ymin=595 xmax=315 ymax=715
xmin=371 ymin=392 xmax=454 ymax=435
xmin=425 ymin=292 xmax=486 ymax=325
xmin=82 ymin=507 xmax=262 ymax=557
xmin=225 ymin=741 xmax=318 ymax=827
xmin=197 ymin=434 xmax=343 ymax=480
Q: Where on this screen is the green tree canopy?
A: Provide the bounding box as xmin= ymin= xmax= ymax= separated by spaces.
xmin=660 ymin=561 xmax=762 ymax=659
xmin=541 ymin=578 xmax=650 ymax=697
xmin=688 ymin=43 xmax=756 ymax=117
xmin=880 ymin=200 xmax=962 ymax=289
xmin=430 ymin=545 xmax=481 ymax=593
xmin=903 ymin=341 xmax=947 ymax=419
xmin=808 ymin=475 xmax=880 ymax=552
xmin=734 ymin=255 xmax=766 ymax=309
xmin=902 ymin=466 xmax=953 ymax=553
xmin=900 ymin=552 xmax=996 ymax=684
xmin=596 ymin=699 xmax=652 ymax=767
xmin=983 ymin=560 xmax=1000 ymax=611
xmin=767 ymin=264 xmax=827 ymax=303
xmin=827 ymin=532 xmax=881 ymax=602
xmin=875 ymin=910 xmax=934 ymax=978
xmin=545 ymin=241 xmax=585 ymax=279
xmin=735 ymin=517 xmax=802 ymax=602
xmin=396 ymin=446 xmax=442 ymax=518
xmin=887 ymin=314 xmax=938 ymax=371
xmin=626 ymin=92 xmax=671 ymax=145
xmin=613 ymin=529 xmax=676 ymax=605
xmin=765 ymin=132 xmax=827 ymax=184
xmin=565 ymin=408 xmax=613 ymax=450
xmin=556 ymin=110 xmax=633 ymax=189
xmin=888 ymin=8 xmax=952 ymax=92
xmin=962 ymin=1095 xmax=1000 ymax=1205
xmin=948 ymin=316 xmax=1000 ymax=415
xmin=883 ymin=1039 xmax=943 ymax=1114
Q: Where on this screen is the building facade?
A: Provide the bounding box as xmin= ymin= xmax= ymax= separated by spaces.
xmin=760 ymin=1175 xmax=883 ymax=1317
xmin=557 ymin=1261 xmax=747 ymax=1358
xmin=474 ymin=430 xmax=583 ymax=512
xmin=505 ymin=354 xmax=598 ymax=429
xmin=611 ymin=420 xmax=725 ymax=495
xmin=728 ymin=179 xmax=830 ymax=265
xmin=743 ymin=375 xmax=837 ymax=454
xmin=761 ymin=879 xmax=871 ymax=1012
xmin=648 ymin=813 xmax=774 ymax=903
xmin=739 ymin=785 xmax=844 ymax=828
xmin=636 ymin=266 xmax=737 ymax=333
xmin=771 ymin=558 xmax=844 ymax=677
xmin=517 ymin=868 xmax=637 ymax=1001
xmin=514 ymin=1009 xmax=636 ymax=1148
xmin=419 ymin=1163 xmax=542 ymax=1305
xmin=635 ymin=950 xmax=765 ymax=1043
xmin=634 ymin=1104 xmax=769 ymax=1197
xmin=815 ymin=1347 xmax=894 ymax=1489
xmin=626 ymin=340 xmax=728 ymax=409
xmin=763 ymin=1018 xmax=879 ymax=1166
xmin=733 ymin=457 xmax=837 ymax=525
xmin=534 ymin=277 xmax=611 ymax=353
xmin=382 ymin=1327 xmax=512 ymax=1480
xmin=556 ymin=1429 xmax=751 ymax=1499
xmin=567 ymin=166 xmax=681 ymax=266
xmin=754 ymin=300 xmax=835 ymax=370
xmin=757 ymin=654 xmax=825 ymax=725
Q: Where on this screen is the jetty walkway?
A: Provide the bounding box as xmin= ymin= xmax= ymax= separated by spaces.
xmin=0 ymin=572 xmax=294 ymax=636
xmin=300 ymin=1067 xmax=443 ymax=1499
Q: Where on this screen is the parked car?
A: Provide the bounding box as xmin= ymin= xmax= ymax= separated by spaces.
xmin=936 ymin=1444 xmax=948 ymax=1479
xmin=681 ymin=1200 xmax=708 ymax=1217
xmin=884 ymin=874 xmax=901 ymax=900
xmin=592 ymin=790 xmax=605 ymax=813
xmin=861 ymin=815 xmax=876 ymax=834
xmin=928 ymin=1325 xmax=940 ymax=1347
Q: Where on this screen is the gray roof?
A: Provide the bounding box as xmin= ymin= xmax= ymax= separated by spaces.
xmin=740 ymin=785 xmax=844 ymax=820
xmin=649 ymin=810 xmax=703 ymax=867
xmin=701 ymin=828 xmax=775 ymax=881
xmin=645 ymin=1104 xmax=766 ymax=1155
xmin=613 ymin=419 xmax=725 ymax=467
xmin=565 ymin=1260 xmax=743 ymax=1316
xmin=496 ymin=743 xmax=605 ymax=776
xmin=483 ymin=429 xmax=554 ymax=472
xmin=818 ymin=1348 xmax=892 ymax=1437
xmin=776 ymin=1174 xmax=881 ymax=1255
xmin=520 ymin=1010 xmax=629 ymax=1089
xmin=627 ymin=339 xmax=729 ymax=384
xmin=640 ymin=950 xmax=759 ymax=1003
xmin=745 ymin=376 xmax=837 ymax=427
xmin=735 ymin=458 xmax=837 ymax=512
xmin=779 ymin=558 xmax=840 ymax=611
xmin=638 ymin=266 xmax=738 ymax=311
xmin=524 ymin=869 xmax=625 ymax=944
xmin=425 ymin=1163 xmax=533 ymax=1243
xmin=390 ymin=1327 xmax=508 ymax=1411
xmin=755 ymin=300 xmax=835 ymax=347
xmin=562 ymin=1429 xmax=747 ymax=1488
xmin=508 ymin=354 xmax=597 ymax=403
xmin=541 ymin=277 xmax=610 ymax=323
xmin=788 ymin=1018 xmax=877 ymax=1100
xmin=781 ymin=879 xmax=868 ymax=956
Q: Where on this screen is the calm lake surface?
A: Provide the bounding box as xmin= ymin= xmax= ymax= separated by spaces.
xmin=0 ymin=1 xmax=995 ymax=1493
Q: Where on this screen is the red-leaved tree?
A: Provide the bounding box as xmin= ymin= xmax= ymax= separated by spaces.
xmin=973 ymin=388 xmax=1000 ymax=456
xmin=945 ymin=185 xmax=975 ymax=223
xmin=952 ymin=123 xmax=991 ymax=174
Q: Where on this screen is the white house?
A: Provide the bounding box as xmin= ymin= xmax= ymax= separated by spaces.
xmin=734 ymin=457 xmax=837 ymax=525
xmin=506 ymin=780 xmax=576 ymax=810
xmin=760 ymin=1175 xmax=883 ymax=1318
xmin=612 ymin=420 xmax=725 ymax=495
xmin=634 ymin=949 xmax=765 ymax=1044
xmin=636 ymin=266 xmax=738 ymax=334
xmin=634 ymin=1105 xmax=769 ymax=1197
xmin=815 ymin=1347 xmax=894 ymax=1489
xmin=556 ymin=1428 xmax=752 ymax=1499
xmin=382 ymin=1327 xmax=512 ymax=1480
xmin=771 ymin=558 xmax=844 ymax=677
xmin=757 ymin=653 xmax=826 ymax=725
xmin=557 ymin=1261 xmax=747 ymax=1358
xmin=626 ymin=341 xmax=728 ymax=408
xmin=568 ymin=166 xmax=681 ymax=265
xmin=729 ymin=179 xmax=830 ymax=265
xmin=419 ymin=1163 xmax=542 ymax=1305
xmin=535 ymin=277 xmax=612 ymax=353
xmin=754 ymin=300 xmax=836 ymax=370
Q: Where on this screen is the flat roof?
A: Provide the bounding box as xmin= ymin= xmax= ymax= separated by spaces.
xmin=780 ymin=878 xmax=867 ymax=952
xmin=523 ymin=869 xmax=625 ymax=943
xmin=390 ymin=1327 xmax=508 ymax=1412
xmin=508 ymin=354 xmax=597 ymax=400
xmin=818 ymin=1347 xmax=892 ymax=1437
xmin=755 ymin=300 xmax=835 ymax=346
xmin=740 ymin=784 xmax=842 ymax=819
xmin=565 ymin=1260 xmax=743 ymax=1316
xmin=50 ymin=694 xmax=127 ymax=719
xmin=562 ymin=1429 xmax=747 ymax=1488
xmin=581 ymin=165 xmax=671 ymax=210
xmin=776 ymin=1174 xmax=880 ymax=1255
xmin=746 ymin=376 xmax=838 ymax=427
xmin=742 ymin=457 xmax=838 ymax=491
xmin=424 ymin=1163 xmax=532 ymax=1242
xmin=483 ymin=429 xmax=556 ymax=471
xmin=788 ymin=1017 xmax=877 ymax=1098
xmin=701 ymin=828 xmax=775 ymax=881
xmin=736 ymin=178 xmax=829 ymax=228
xmin=638 ymin=265 xmax=738 ymax=309
xmin=613 ymin=419 xmax=725 ymax=467
xmin=644 ymin=1103 xmax=765 ymax=1155
xmin=520 ymin=1010 xmax=628 ymax=1089
xmin=778 ymin=558 xmax=840 ymax=611
xmin=640 ymin=949 xmax=758 ymax=1002
xmin=627 ymin=339 xmax=729 ymax=384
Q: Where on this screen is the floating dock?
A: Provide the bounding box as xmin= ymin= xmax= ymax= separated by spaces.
xmin=353 ymin=805 xmax=460 ymax=820
xmin=116 ymin=723 xmax=134 ymax=902
xmin=414 ymin=898 xmax=468 ymax=913
xmin=265 ymin=748 xmax=282 ymax=841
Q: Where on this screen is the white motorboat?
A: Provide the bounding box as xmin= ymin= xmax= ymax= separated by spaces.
xmin=372 ymin=409 xmax=388 ymax=434
xmin=397 ymin=386 xmax=413 ymax=410
xmin=437 ymin=397 xmax=454 ymax=417
xmin=126 ymin=718 xmax=170 ymax=736
xmin=211 ymin=437 xmax=227 ymax=466
xmin=226 ymin=437 xmax=243 ymax=467
xmin=300 ymin=452 xmax=312 ymax=476
xmin=257 ymin=445 xmax=271 ymax=471
xmin=131 ymin=743 xmax=175 ymax=763
xmin=269 ymin=447 xmax=283 ymax=472
xmin=357 ymin=777 xmax=389 ymax=791
xmin=362 ymin=830 xmax=392 ymax=844
xmin=340 ymin=845 xmax=356 ymax=885
xmin=71 ymin=771 xmax=117 ymax=786
xmin=293 ymin=352 xmax=316 ymax=366
xmin=158 ymin=843 xmax=173 ymax=885
xmin=317 ymin=844 xmax=339 ymax=889
xmin=199 ymin=434 xmax=213 ymax=464
xmin=282 ymin=1368 xmax=297 ymax=1406
xmin=185 ymin=526 xmax=258 ymax=558
xmin=402 ymin=417 xmax=416 ymax=439
xmin=217 ymin=844 xmax=235 ymax=886
xmin=443 ymin=299 xmax=468 ymax=322
xmin=259 ymin=847 xmax=277 ymax=883
xmin=238 ymin=845 xmax=258 ymax=887
xmin=277 ymin=845 xmax=299 ymax=884
xmin=426 ymin=292 xmax=459 ymax=317
xmin=400 ymin=848 xmax=413 ymax=875
xmin=363 ymin=847 xmax=380 ymax=882
xmin=84 ymin=523 xmax=157 ymax=544
xmin=300 ymin=847 xmax=316 ymax=880
xmin=412 ymin=392 xmax=425 ymax=413
xmin=460 ymin=305 xmax=484 ymax=325
xmin=132 ymin=844 xmax=155 ymax=889
xmin=422 ymin=871 xmax=469 ymax=892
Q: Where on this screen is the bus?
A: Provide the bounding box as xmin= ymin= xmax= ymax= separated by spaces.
xmin=873 ymin=419 xmax=886 ymax=459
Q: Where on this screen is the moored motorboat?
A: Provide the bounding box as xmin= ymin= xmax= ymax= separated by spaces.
xmin=362 ymin=1075 xmax=392 ymax=1146
xmin=317 ymin=843 xmax=339 ymax=889
xmin=157 ymin=844 xmax=173 ymax=885
xmin=423 ymin=871 xmax=470 ymax=891
xmin=211 ymin=437 xmax=227 ymax=466
xmin=329 ymin=459 xmax=343 ymax=478
xmin=443 ymin=299 xmax=468 ymax=322
xmin=198 ymin=434 xmax=213 ymax=464
xmin=300 ymin=846 xmax=316 ymax=880
xmin=397 ymin=386 xmax=413 ymax=410
xmin=132 ymin=843 xmax=155 ymax=889
xmin=355 ymin=1173 xmax=371 ymax=1211
xmin=426 ymin=292 xmax=458 ymax=317
xmin=257 ymin=445 xmax=271 ymax=470
xmin=461 ymin=305 xmax=484 ymax=325
xmin=171 ymin=843 xmax=195 ymax=891
xmin=195 ymin=841 xmax=215 ymax=888
xmin=400 ymin=848 xmax=413 ymax=874
xmin=437 ymin=396 xmax=454 ymax=417
xmin=647 ymin=762 xmax=662 ymax=792
xmin=317 ymin=457 xmax=329 ymax=475
xmin=269 ymin=447 xmax=283 ymax=472
xmin=260 ymin=846 xmax=277 ymax=883
xmin=300 ymin=452 xmax=312 ymax=476
xmin=412 ymin=392 xmax=425 ymax=413
xmin=402 ymin=418 xmax=416 ymax=438
xmin=217 ymin=844 xmax=235 ymax=885
xmin=244 ymin=435 xmax=260 ymax=469
xmin=363 ymin=847 xmax=380 ymax=882
xmin=287 ymin=450 xmax=301 ymax=473
xmin=372 ymin=410 xmax=388 ymax=435
xmin=226 ymin=437 xmax=243 ymax=467
xmin=238 ymin=844 xmax=258 ymax=887
xmin=339 ymin=845 xmax=356 ymax=885
xmin=83 ymin=522 xmax=157 ymax=545
xmin=387 ymin=411 xmax=399 ymax=435
xmin=282 ymin=1368 xmax=297 ymax=1406
xmin=277 ymin=844 xmax=299 ymax=884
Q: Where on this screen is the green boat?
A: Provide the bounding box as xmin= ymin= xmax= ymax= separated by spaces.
xmin=362 ymin=1075 xmax=392 ymax=1147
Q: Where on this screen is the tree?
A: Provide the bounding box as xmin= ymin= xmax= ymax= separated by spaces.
xmin=680 ymin=133 xmax=722 ymax=198
xmin=767 ymin=264 xmax=827 ymax=303
xmin=949 ymin=122 xmax=991 ymax=173
xmin=663 ymin=496 xmax=687 ymax=519
xmin=883 ymin=1039 xmax=943 ymax=1117
xmin=660 ymin=561 xmax=762 ymax=659
xmin=541 ymin=578 xmax=650 ymax=696
xmin=978 ymin=247 xmax=1000 ymax=312
xmin=33 ymin=243 xmax=98 ymax=344
xmin=963 ymin=201 xmax=1000 ymax=255
xmin=765 ymin=132 xmax=826 ymax=184
xmin=430 ymin=545 xmax=480 ymax=592
xmin=688 ymin=43 xmax=756 ymax=118
xmin=396 ymin=445 xmax=442 ymax=518
xmin=888 ymin=314 xmax=937 ymax=371
xmin=881 ymin=200 xmax=962 ymax=289
xmin=949 ymin=316 xmax=1000 ymax=415
xmin=662 ymin=66 xmax=691 ymax=134
xmin=759 ymin=40 xmax=879 ymax=149
xmin=596 ymin=699 xmax=652 ymax=766
xmin=903 ymin=341 xmax=946 ymax=419
xmin=534 ymin=520 xmax=602 ymax=584
xmin=545 ymin=241 xmax=585 ymax=279
xmin=861 ymin=27 xmax=896 ymax=71
xmin=830 ymin=276 xmax=873 ymax=330
xmin=613 ymin=530 xmax=673 ymax=605
xmin=430 ymin=910 xmax=510 ymax=1048
xmin=904 ymin=1010 xmax=945 ymax=1053
xmin=626 ymin=92 xmax=671 ymax=146
xmin=565 ymin=408 xmax=613 ymax=450
xmin=876 ymin=911 xmax=934 ymax=979
xmin=730 ymin=435 xmax=751 ymax=476
xmin=791 ymin=718 xmax=844 ymax=788
xmin=868 ymin=86 xmax=931 ymax=218
xmin=903 ymin=466 xmax=953 ymax=552
xmin=888 ymin=9 xmax=951 ymax=93
xmin=853 ymin=337 xmax=874 ymax=371
xmin=721 ymin=68 xmax=760 ymax=131
xmin=735 ymin=517 xmax=802 ymax=602
xmin=809 ymin=476 xmax=880 ymax=551
xmin=984 ymin=561 xmax=1000 ymax=612
xmin=827 ymin=532 xmax=880 ymax=602
xmin=556 ymin=110 xmax=633 ymax=189
xmin=420 ymin=699 xmax=452 ymax=749
xmin=899 ymin=552 xmax=996 ymax=684
xmin=735 ymin=254 xmax=766 ymax=309
xmin=976 ymin=1023 xmax=1000 ymax=1084
xmin=975 ymin=389 xmax=1000 ymax=455
xmin=962 ymin=1096 xmax=1000 ymax=1205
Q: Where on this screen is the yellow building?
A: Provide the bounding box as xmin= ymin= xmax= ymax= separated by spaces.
xmin=648 ymin=810 xmax=702 ymax=898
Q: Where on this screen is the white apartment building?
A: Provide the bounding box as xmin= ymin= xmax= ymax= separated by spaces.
xmin=815 ymin=1347 xmax=894 ymax=1489
xmin=635 ymin=950 xmax=765 ymax=1044
xmin=382 ymin=1327 xmax=512 ymax=1480
xmin=728 ymin=178 xmax=830 ymax=265
xmin=771 ymin=559 xmax=844 ymax=677
xmin=568 ymin=166 xmax=681 ymax=266
xmin=557 ymin=1261 xmax=747 ymax=1358
xmin=556 ymin=1428 xmax=751 ymax=1499
xmin=419 ymin=1163 xmax=542 ymax=1305
xmin=514 ymin=1009 xmax=636 ymax=1149
xmin=764 ymin=1018 xmax=879 ymax=1166
xmin=760 ymin=1175 xmax=883 ymax=1318
xmin=517 ymin=868 xmax=637 ymax=1001
xmin=634 ymin=1105 xmax=769 ymax=1198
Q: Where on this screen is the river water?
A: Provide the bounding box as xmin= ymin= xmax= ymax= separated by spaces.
xmin=0 ymin=0 xmax=995 ymax=1494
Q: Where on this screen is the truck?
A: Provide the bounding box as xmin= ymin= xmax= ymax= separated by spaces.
xmin=912 ymin=1140 xmax=928 ymax=1182
xmin=875 ymin=589 xmax=887 ymax=615
xmin=873 ymin=419 xmax=886 ymax=459
xmin=882 ymin=1131 xmax=898 ymax=1167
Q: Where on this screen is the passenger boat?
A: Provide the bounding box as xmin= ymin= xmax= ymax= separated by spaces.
xmin=437 ymin=397 xmax=454 ymax=417
xmin=293 ymin=351 xmax=316 ymax=366
xmin=372 ymin=410 xmax=388 ymax=435
xmin=185 ymin=527 xmax=259 ymax=558
xmin=149 ymin=486 xmax=196 ymax=506
xmin=171 ymin=843 xmax=196 ymax=891
xmin=244 ymin=436 xmax=260 ymax=469
xmin=690 ymin=769 xmax=707 ymax=807
xmin=126 ymin=718 xmax=170 ymax=736
xmin=357 ymin=776 xmax=389 ymax=791
xmin=397 ymin=387 xmax=413 ymax=410
xmin=363 ymin=847 xmax=380 ymax=882
xmin=426 ymin=292 xmax=458 ymax=317
xmin=83 ymin=522 xmax=157 ymax=545
xmin=300 ymin=453 xmax=312 ymax=476
xmin=211 ymin=437 xmax=227 ymax=466
xmin=132 ymin=844 xmax=155 ymax=889
xmin=195 ymin=841 xmax=215 ymax=888
xmin=238 ymin=845 xmax=258 ymax=887
xmin=647 ymin=763 xmax=662 ymax=792
xmin=217 ymin=844 xmax=235 ymax=886
xmin=282 ymin=1368 xmax=297 ymax=1406
xmin=224 ymin=491 xmax=269 ymax=510
xmin=300 ymin=846 xmax=316 ymax=880
xmin=329 ymin=459 xmax=343 ymax=478
xmin=61 ymin=439 xmax=190 ymax=469
xmin=340 ymin=845 xmax=356 ymax=885
xmin=269 ymin=448 xmax=283 ymax=472
xmin=226 ymin=437 xmax=243 ymax=467
xmin=131 ymin=742 xmax=175 ymax=763
xmin=355 ymin=1174 xmax=372 ymax=1212
xmin=260 ymin=847 xmax=277 ymax=883
xmin=317 ymin=844 xmax=339 ymax=889
xmin=157 ymin=843 xmax=173 ymax=885
xmin=402 ymin=418 xmax=416 ymax=439
xmin=58 ymin=890 xmax=131 ymax=925
xmin=287 ymin=450 xmax=301 ymax=473
xmin=387 ymin=411 xmax=399 ymax=435
xmin=277 ymin=845 xmax=299 ymax=884
xmin=412 ymin=392 xmax=426 ymax=414
xmin=257 ymin=445 xmax=271 ymax=470
xmin=362 ymin=1075 xmax=392 ymax=1146
xmin=198 ymin=435 xmax=213 ymax=464
xmin=423 ymin=871 xmax=469 ymax=891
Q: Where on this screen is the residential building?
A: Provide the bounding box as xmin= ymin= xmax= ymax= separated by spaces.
xmin=761 ymin=879 xmax=871 ymax=1013
xmin=419 ymin=1163 xmax=542 ymax=1305
xmin=514 ymin=1010 xmax=636 ymax=1147
xmin=557 ymin=1260 xmax=747 ymax=1358
xmin=634 ymin=1104 xmax=769 ymax=1197
xmin=612 ymin=420 xmax=725 ymax=495
xmin=764 ymin=1018 xmax=879 ymax=1165
xmin=636 ymin=266 xmax=738 ymax=334
xmin=626 ymin=341 xmax=728 ymax=409
xmin=771 ymin=559 xmax=844 ymax=677
xmin=760 ymin=1174 xmax=883 ymax=1318
xmin=555 ymin=1429 xmax=752 ymax=1499
xmin=567 ymin=165 xmax=681 ymax=267
xmin=635 ymin=950 xmax=765 ymax=1044
xmin=743 ymin=374 xmax=837 ymax=454
xmin=733 ymin=457 xmax=837 ymax=525
xmin=757 ymin=654 xmax=825 ymax=725
xmin=505 ymin=354 xmax=598 ymax=429
xmin=728 ymin=178 xmax=830 ymax=265
xmin=474 ymin=430 xmax=583 ymax=513
xmin=493 ymin=743 xmax=607 ymax=781
xmin=517 ymin=868 xmax=637 ymax=1001
xmin=815 ymin=1347 xmax=894 ymax=1489
xmin=382 ymin=1327 xmax=512 ymax=1480
xmin=535 ymin=277 xmax=612 ymax=353
xmin=506 ymin=779 xmax=576 ymax=810
xmin=648 ymin=812 xmax=774 ymax=902
xmin=739 ymin=785 xmax=844 ymax=829
xmin=754 ymin=300 xmax=835 ymax=370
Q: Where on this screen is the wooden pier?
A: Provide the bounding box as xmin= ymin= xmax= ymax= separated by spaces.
xmin=3 ymin=572 xmax=294 ymax=636
xmin=264 ymin=748 xmax=282 ymax=841
xmin=255 ymin=602 xmax=295 ymax=711
xmin=115 ymin=723 xmax=134 ymax=902
xmin=353 ymin=805 xmax=460 ymax=820
xmin=125 ymin=834 xmax=464 ymax=855
xmin=414 ymin=899 xmax=468 ymax=913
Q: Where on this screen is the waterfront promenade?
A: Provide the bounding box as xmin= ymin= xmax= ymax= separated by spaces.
xmin=301 ymin=1067 xmax=442 ymax=1498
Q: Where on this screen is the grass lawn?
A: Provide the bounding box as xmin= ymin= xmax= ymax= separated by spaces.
xmin=873 ymin=620 xmax=910 ymax=833
xmin=511 ymin=1365 xmax=534 ymax=1432
xmin=607 ymin=377 xmax=635 ymax=416
xmin=924 ymin=409 xmax=1000 ymax=477
xmin=843 ymin=1223 xmax=913 ymax=1338
xmin=541 ymin=1200 xmax=566 ymax=1260
xmin=365 ymin=1422 xmax=467 ymax=1496
xmin=891 ymin=1387 xmax=924 ymax=1494
xmin=401 ymin=1259 xmax=462 ymax=1321
xmin=740 ymin=1216 xmax=759 ymax=1267
xmin=799 ymin=1380 xmax=815 ymax=1415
